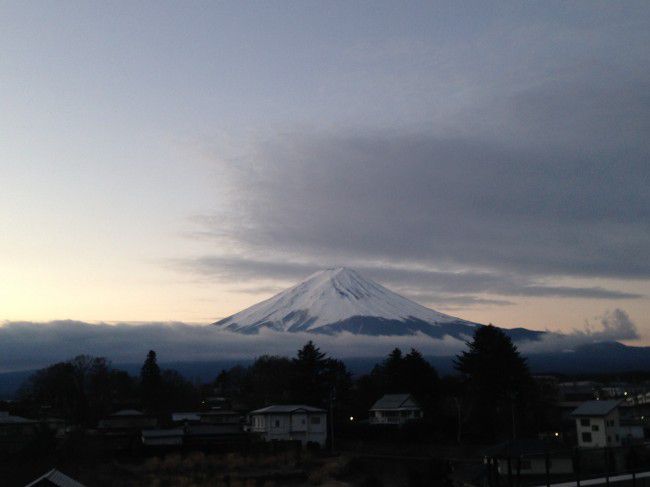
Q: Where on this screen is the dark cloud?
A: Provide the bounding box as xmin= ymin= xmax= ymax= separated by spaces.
xmin=177 ymin=256 xmax=642 ymax=301
xmin=178 ymin=30 xmax=650 ymax=304
xmin=202 ymin=125 xmax=650 ymax=280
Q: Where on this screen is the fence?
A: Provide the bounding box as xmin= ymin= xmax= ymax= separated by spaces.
xmin=484 ymin=443 xmax=650 ymax=487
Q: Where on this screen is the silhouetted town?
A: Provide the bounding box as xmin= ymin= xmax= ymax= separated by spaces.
xmin=3 ymin=326 xmax=650 ymax=486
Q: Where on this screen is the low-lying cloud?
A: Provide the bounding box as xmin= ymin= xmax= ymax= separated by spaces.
xmin=0 ymin=320 xmax=467 ymax=373
xmin=0 ymin=311 xmax=639 ymax=373
xmin=518 ymin=309 xmax=640 ymax=354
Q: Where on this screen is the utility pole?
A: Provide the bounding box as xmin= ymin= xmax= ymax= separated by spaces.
xmin=329 ymin=387 xmax=336 ymax=452
xmin=453 ymin=396 xmax=462 ymax=445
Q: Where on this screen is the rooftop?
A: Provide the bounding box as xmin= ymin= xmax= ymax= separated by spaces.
xmin=571 ymin=400 xmax=621 ymax=417
xmin=0 ymin=411 xmax=36 ymax=424
xmin=370 ymin=394 xmax=420 ymax=410
xmin=250 ymin=405 xmax=326 ymax=414
xmin=25 ymin=469 xmax=86 ymax=487
xmin=110 ymin=409 xmax=144 ymax=417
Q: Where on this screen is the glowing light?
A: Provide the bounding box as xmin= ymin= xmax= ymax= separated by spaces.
xmin=349 ymin=416 xmax=354 ymax=421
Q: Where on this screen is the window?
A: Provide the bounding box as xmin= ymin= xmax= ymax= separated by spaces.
xmin=592 ymin=425 xmax=599 ymax=431
xmin=616 ymin=434 xmax=620 ymax=442
xmin=582 ymin=432 xmax=592 ymax=443
xmin=310 ymin=416 xmax=321 ymax=425
xmin=520 ymin=460 xmax=532 ymax=470
xmin=274 ymin=420 xmax=280 ymax=428
xmin=580 ymin=418 xmax=590 ymax=427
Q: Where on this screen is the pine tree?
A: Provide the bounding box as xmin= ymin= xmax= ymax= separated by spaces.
xmin=291 ymin=341 xmax=351 ymax=408
xmin=454 ymin=325 xmax=532 ymax=440
xmin=292 ymin=341 xmax=329 ymax=406
xmin=140 ymin=350 xmax=161 ymax=412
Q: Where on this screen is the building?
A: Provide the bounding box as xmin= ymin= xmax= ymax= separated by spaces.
xmin=199 ymin=410 xmax=241 ymax=425
xmin=141 ymin=428 xmax=184 ymax=447
xmin=369 ymin=394 xmax=423 ymax=425
xmin=141 ymin=423 xmax=247 ymax=449
xmin=184 ymin=423 xmax=247 ymax=448
xmin=97 ymin=409 xmax=158 ymax=451
xmin=0 ymin=411 xmax=37 ymax=452
xmin=249 ymin=405 xmax=327 ymax=447
xmin=97 ymin=409 xmax=157 ymax=430
xmin=25 ymin=469 xmax=86 ymax=487
xmin=572 ymin=400 xmax=622 ymax=448
xmin=171 ymin=410 xmax=241 ymax=426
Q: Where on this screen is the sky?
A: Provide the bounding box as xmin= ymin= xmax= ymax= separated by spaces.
xmin=1 ymin=1 xmax=650 ymax=345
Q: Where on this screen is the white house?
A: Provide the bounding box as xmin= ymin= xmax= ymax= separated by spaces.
xmin=249 ymin=405 xmax=327 ymax=447
xmin=369 ymin=394 xmax=423 ymax=425
xmin=572 ymin=400 xmax=622 ymax=448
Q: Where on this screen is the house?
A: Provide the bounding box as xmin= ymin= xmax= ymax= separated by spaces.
xmin=171 ymin=410 xmax=241 ymax=426
xmin=41 ymin=417 xmax=67 ymax=438
xmin=141 ymin=428 xmax=184 ymax=447
xmin=199 ymin=410 xmax=241 ymax=425
xmin=369 ymin=394 xmax=423 ymax=425
xmin=249 ymin=405 xmax=327 ymax=447
xmin=141 ymin=423 xmax=247 ymax=449
xmin=0 ymin=411 xmax=37 ymax=452
xmin=97 ymin=409 xmax=157 ymax=430
xmin=171 ymin=412 xmax=201 ymax=424
xmin=184 ymin=423 xmax=247 ymax=448
xmin=572 ymin=400 xmax=622 ymax=447
xmin=97 ymin=409 xmax=158 ymax=451
xmin=25 ymin=468 xmax=86 ymax=487
xmin=483 ymin=439 xmax=573 ymax=476
xmin=618 ymin=419 xmax=645 ymax=446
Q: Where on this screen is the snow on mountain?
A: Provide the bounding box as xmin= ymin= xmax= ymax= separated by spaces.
xmin=214 ymin=267 xmax=486 ymax=338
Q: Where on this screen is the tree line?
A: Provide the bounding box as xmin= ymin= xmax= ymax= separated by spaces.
xmin=12 ymin=325 xmax=555 ymax=443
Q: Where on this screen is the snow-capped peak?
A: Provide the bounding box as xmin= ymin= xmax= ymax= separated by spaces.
xmin=214 ymin=267 xmax=473 ymax=334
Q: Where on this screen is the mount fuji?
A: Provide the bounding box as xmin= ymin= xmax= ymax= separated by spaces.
xmin=214 ymin=267 xmax=544 ymax=341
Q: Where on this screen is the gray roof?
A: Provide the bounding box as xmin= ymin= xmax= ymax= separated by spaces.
xmin=571 ymin=400 xmax=621 ymax=417
xmin=0 ymin=412 xmax=36 ymax=424
xmin=370 ymin=394 xmax=420 ymax=411
xmin=250 ymin=404 xmax=326 ymax=414
xmin=25 ymin=469 xmax=86 ymax=487
xmin=201 ymin=410 xmax=239 ymax=416
xmin=172 ymin=412 xmax=201 ymax=422
xmin=141 ymin=428 xmax=184 ymax=438
xmin=111 ymin=409 xmax=144 ymax=416
xmin=186 ymin=424 xmax=243 ymax=435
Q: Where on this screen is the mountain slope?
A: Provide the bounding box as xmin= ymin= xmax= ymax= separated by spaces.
xmin=214 ymin=267 xmax=541 ymax=340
